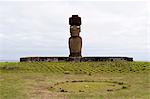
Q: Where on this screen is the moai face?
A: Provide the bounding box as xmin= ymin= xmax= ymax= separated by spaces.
xmin=70 ymin=25 xmax=80 ymax=37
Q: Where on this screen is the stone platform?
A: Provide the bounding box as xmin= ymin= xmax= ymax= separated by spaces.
xmin=20 ymin=56 xmax=133 ymax=62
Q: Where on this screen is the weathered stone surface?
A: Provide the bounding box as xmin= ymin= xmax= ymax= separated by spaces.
xmin=69 ymin=15 xmax=82 ymax=57
xmin=69 ymin=36 xmax=82 ymax=57
xmin=69 ymin=15 xmax=81 ymax=26
xmin=20 ymin=57 xmax=133 ymax=62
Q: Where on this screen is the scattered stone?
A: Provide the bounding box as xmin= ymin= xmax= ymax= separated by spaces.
xmin=118 ymin=82 xmax=124 ymax=85
xmin=79 ymin=90 xmax=84 ymax=92
xmin=72 ymin=80 xmax=77 ymax=82
xmin=50 ymin=86 xmax=53 ymax=88
xmin=142 ymin=68 xmax=145 ymax=70
xmin=89 ymin=73 xmax=92 ymax=76
xmin=80 ymin=80 xmax=83 ymax=82
xmin=60 ymin=89 xmax=67 ymax=92
xmin=107 ymin=89 xmax=113 ymax=91
xmin=122 ymin=86 xmax=127 ymax=89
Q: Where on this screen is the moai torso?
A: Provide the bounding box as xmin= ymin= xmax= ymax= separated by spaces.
xmin=69 ymin=15 xmax=82 ymax=57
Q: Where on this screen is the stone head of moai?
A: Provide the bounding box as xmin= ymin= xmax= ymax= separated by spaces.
xmin=69 ymin=15 xmax=82 ymax=57
xmin=69 ymin=15 xmax=81 ymax=36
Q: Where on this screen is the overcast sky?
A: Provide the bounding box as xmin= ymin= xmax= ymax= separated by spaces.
xmin=0 ymin=0 xmax=150 ymax=61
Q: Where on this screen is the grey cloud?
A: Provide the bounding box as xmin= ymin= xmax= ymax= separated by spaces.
xmin=0 ymin=1 xmax=149 ymax=61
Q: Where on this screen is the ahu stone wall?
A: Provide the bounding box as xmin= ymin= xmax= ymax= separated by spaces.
xmin=20 ymin=57 xmax=133 ymax=62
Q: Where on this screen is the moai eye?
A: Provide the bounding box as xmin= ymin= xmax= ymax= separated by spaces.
xmin=70 ymin=26 xmax=74 ymax=28
xmin=77 ymin=26 xmax=80 ymax=28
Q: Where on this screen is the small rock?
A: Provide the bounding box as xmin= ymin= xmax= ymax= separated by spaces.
xmin=122 ymin=86 xmax=127 ymax=89
xmin=79 ymin=90 xmax=84 ymax=92
xmin=89 ymin=73 xmax=91 ymax=76
xmin=107 ymin=89 xmax=113 ymax=91
xmin=118 ymin=82 xmax=123 ymax=85
xmin=50 ymin=86 xmax=53 ymax=88
xmin=60 ymin=89 xmax=67 ymax=92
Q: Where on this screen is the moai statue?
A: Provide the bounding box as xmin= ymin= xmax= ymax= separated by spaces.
xmin=69 ymin=15 xmax=82 ymax=57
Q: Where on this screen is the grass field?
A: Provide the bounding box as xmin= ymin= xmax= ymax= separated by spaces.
xmin=0 ymin=62 xmax=150 ymax=99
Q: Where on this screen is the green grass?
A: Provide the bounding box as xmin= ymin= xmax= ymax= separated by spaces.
xmin=0 ymin=62 xmax=150 ymax=99
xmin=49 ymin=80 xmax=126 ymax=93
